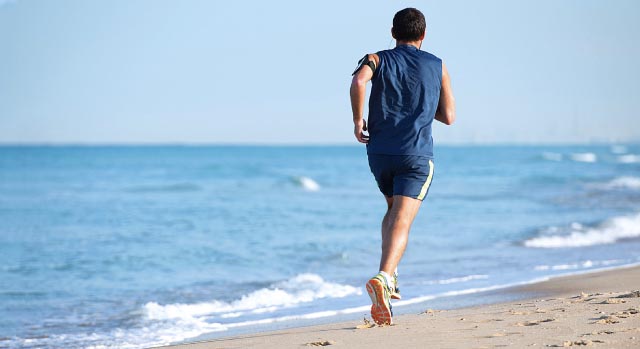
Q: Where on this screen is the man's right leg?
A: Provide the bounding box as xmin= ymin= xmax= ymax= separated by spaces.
xmin=367 ymin=155 xmax=433 ymax=325
xmin=368 ymin=195 xmax=422 ymax=324
xmin=379 ymin=195 xmax=422 ymax=275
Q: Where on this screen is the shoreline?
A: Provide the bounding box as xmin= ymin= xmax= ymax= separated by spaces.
xmin=156 ymin=264 xmax=640 ymax=349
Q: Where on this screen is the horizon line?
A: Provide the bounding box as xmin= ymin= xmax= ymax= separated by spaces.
xmin=0 ymin=140 xmax=638 ymax=147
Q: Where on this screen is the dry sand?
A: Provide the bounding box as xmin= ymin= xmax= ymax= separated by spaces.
xmin=156 ymin=265 xmax=640 ymax=349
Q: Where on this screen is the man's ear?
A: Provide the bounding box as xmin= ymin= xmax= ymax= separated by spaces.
xmin=419 ymin=31 xmax=426 ymax=41
xmin=391 ymin=27 xmax=396 ymax=39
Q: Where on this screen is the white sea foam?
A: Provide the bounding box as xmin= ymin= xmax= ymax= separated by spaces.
xmin=292 ymin=176 xmax=321 ymax=191
xmin=541 ymin=152 xmax=563 ymax=162
xmin=617 ymin=154 xmax=640 ymax=164
xmin=13 ymin=317 xmax=228 ymax=349
xmin=534 ymin=259 xmax=624 ymax=271
xmin=145 ymin=274 xmax=360 ymax=321
xmin=570 ymin=152 xmax=597 ymax=163
xmin=611 ymin=145 xmax=628 ymax=154
xmin=11 ymin=274 xmax=361 ymax=349
xmin=594 ymin=176 xmax=640 ymax=190
xmin=423 ymin=274 xmax=489 ymax=285
xmin=524 ymin=212 xmax=640 ymax=248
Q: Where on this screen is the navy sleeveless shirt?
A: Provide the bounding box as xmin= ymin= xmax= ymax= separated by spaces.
xmin=366 ymin=45 xmax=442 ymax=158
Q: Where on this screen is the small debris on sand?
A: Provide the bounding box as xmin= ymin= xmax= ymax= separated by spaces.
xmin=306 ymin=340 xmax=335 ymax=346
xmin=355 ymin=317 xmax=376 ymax=329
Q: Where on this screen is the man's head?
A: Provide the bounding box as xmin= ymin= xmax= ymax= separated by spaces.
xmin=391 ymin=8 xmax=426 ymax=42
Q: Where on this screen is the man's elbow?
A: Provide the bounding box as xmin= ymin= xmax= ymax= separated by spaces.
xmin=438 ymin=105 xmax=455 ymax=125
xmin=443 ymin=110 xmax=456 ymax=125
xmin=351 ymin=75 xmax=368 ymax=88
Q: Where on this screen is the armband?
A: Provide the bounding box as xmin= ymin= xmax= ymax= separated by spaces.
xmin=351 ymin=54 xmax=376 ymax=76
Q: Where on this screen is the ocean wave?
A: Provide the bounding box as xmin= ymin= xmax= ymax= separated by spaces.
xmin=423 ymin=274 xmax=489 ymax=285
xmin=523 ymin=212 xmax=640 ymax=248
xmin=145 ymin=274 xmax=360 ymax=321
xmin=570 ymin=152 xmax=597 ymax=163
xmin=534 ymin=259 xmax=625 ymax=271
xmin=8 ymin=274 xmax=360 ymax=349
xmin=541 ymin=152 xmax=563 ymax=162
xmin=124 ymin=183 xmax=202 ymax=193
xmin=610 ymin=145 xmax=628 ymax=154
xmin=592 ymin=176 xmax=640 ymax=190
xmin=291 ymin=176 xmax=321 ymax=191
xmin=8 ymin=315 xmax=227 ymax=349
xmin=617 ymin=154 xmax=640 ymax=164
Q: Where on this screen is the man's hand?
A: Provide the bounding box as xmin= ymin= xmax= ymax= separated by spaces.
xmin=354 ymin=119 xmax=369 ymax=144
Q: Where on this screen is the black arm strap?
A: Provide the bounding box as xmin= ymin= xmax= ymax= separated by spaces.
xmin=352 ymin=54 xmax=376 ymax=76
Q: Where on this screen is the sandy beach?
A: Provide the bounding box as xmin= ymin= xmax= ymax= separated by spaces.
xmin=157 ymin=265 xmax=640 ymax=349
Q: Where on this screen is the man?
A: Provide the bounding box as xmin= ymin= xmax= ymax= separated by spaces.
xmin=349 ymin=8 xmax=455 ymax=325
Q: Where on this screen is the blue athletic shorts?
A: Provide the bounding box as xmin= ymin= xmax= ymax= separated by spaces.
xmin=367 ymin=154 xmax=434 ymax=200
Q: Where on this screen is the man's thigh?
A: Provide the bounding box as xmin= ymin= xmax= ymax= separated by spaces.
xmin=389 ymin=195 xmax=422 ymax=224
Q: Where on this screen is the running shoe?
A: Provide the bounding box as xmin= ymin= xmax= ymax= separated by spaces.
xmin=366 ymin=273 xmax=393 ymax=325
xmin=390 ymin=271 xmax=402 ymax=300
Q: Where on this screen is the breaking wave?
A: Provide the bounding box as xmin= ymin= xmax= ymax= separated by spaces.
xmin=291 ymin=176 xmax=321 ymax=191
xmin=145 ymin=274 xmax=360 ymax=321
xmin=541 ymin=152 xmax=563 ymax=162
xmin=570 ymin=152 xmax=597 ymax=163
xmin=8 ymin=274 xmax=360 ymax=349
xmin=618 ymin=154 xmax=640 ymax=164
xmin=592 ymin=176 xmax=640 ymax=190
xmin=610 ymin=145 xmax=628 ymax=154
xmin=125 ymin=183 xmax=202 ymax=193
xmin=524 ymin=212 xmax=640 ymax=248
xmin=533 ymin=259 xmax=626 ymax=271
xmin=423 ymin=274 xmax=489 ymax=285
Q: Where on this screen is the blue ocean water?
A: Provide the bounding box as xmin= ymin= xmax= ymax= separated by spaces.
xmin=1 ymin=144 xmax=639 ymax=348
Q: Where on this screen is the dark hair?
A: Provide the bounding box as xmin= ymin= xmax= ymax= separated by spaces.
xmin=392 ymin=8 xmax=426 ymax=41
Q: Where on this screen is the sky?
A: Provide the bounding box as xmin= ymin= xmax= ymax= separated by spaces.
xmin=1 ymin=0 xmax=639 ymax=144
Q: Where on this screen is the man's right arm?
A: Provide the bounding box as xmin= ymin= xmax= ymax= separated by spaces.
xmin=350 ymin=54 xmax=379 ymax=143
xmin=435 ymin=62 xmax=456 ymax=125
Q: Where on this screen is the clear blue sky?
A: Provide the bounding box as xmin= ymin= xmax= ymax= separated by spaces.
xmin=1 ymin=0 xmax=639 ymax=144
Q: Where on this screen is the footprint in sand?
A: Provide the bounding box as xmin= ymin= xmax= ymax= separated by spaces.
xmin=422 ymin=308 xmax=442 ymax=315
xmin=616 ymin=290 xmax=640 ymax=298
xmin=588 ymin=329 xmax=615 ymax=335
xmin=549 ymin=339 xmax=605 ymax=347
xmin=485 ymin=332 xmax=507 ymax=338
xmin=611 ymin=309 xmax=639 ymax=318
xmin=600 ymin=298 xmax=626 ymax=304
xmin=516 ymin=318 xmax=555 ymax=327
xmin=594 ymin=315 xmax=619 ymax=324
xmin=509 ymin=309 xmax=531 ymax=315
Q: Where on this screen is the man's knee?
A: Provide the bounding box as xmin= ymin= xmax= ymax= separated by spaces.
xmin=389 ymin=196 xmax=421 ymax=224
xmin=384 ymin=196 xmax=394 ymax=210
xmin=387 ymin=209 xmax=414 ymax=229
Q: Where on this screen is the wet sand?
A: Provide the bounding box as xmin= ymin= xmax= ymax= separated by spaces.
xmin=155 ymin=265 xmax=640 ymax=348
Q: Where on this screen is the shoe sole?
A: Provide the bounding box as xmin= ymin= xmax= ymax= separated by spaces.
xmin=366 ymin=278 xmax=392 ymax=325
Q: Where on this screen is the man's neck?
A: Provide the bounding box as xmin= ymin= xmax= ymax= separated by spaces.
xmin=395 ymin=40 xmax=422 ymax=49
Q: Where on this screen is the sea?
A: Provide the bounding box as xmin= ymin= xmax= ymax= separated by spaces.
xmin=1 ymin=144 xmax=639 ymax=349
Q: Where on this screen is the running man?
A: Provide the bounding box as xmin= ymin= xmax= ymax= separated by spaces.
xmin=349 ymin=8 xmax=456 ymax=325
